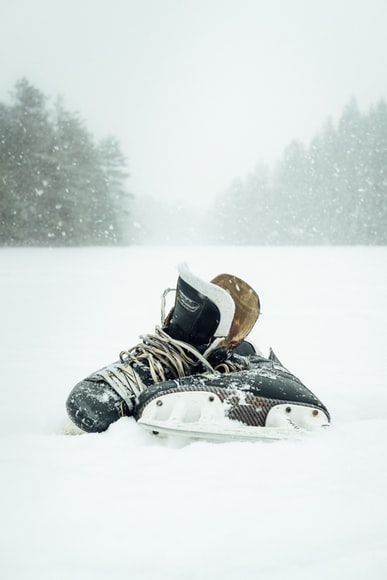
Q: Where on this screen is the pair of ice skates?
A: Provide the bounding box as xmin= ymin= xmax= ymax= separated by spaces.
xmin=66 ymin=264 xmax=330 ymax=441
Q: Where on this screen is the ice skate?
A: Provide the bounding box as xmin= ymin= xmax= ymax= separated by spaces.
xmin=134 ymin=349 xmax=330 ymax=442
xmin=66 ymin=263 xmax=254 ymax=433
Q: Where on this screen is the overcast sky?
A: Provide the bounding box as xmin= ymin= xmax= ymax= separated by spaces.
xmin=1 ymin=0 xmax=387 ymax=207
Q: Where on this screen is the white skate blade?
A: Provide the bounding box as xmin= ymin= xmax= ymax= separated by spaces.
xmin=137 ymin=391 xmax=329 ymax=442
xmin=137 ymin=418 xmax=306 ymax=441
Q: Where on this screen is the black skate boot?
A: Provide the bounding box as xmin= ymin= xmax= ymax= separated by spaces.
xmin=66 ymin=263 xmax=254 ymax=433
xmin=131 ymin=269 xmax=331 ymax=442
xmin=134 ymin=355 xmax=331 ymax=442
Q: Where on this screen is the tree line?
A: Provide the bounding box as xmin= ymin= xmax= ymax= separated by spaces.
xmin=211 ymin=98 xmax=387 ymax=244
xmin=1 ymin=79 xmax=386 ymax=246
xmin=0 ymin=78 xmax=130 ymax=246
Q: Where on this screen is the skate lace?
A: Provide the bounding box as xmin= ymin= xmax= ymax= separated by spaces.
xmin=213 ymin=358 xmax=250 ymax=373
xmin=120 ymin=326 xmax=217 ymax=381
xmin=96 ymin=327 xmax=218 ymax=410
xmin=126 ymin=328 xmax=250 ymax=376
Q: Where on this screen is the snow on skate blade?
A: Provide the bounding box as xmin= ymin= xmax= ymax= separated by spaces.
xmin=137 ymin=391 xmax=330 ymax=442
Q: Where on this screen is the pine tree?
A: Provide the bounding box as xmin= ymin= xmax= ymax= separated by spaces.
xmin=334 ymin=98 xmax=365 ymax=243
xmin=0 ymin=78 xmax=54 ymax=244
xmin=307 ymin=117 xmax=340 ymax=243
xmin=50 ymin=100 xmax=106 ymax=245
xmin=271 ymin=140 xmax=310 ymax=244
xmin=97 ymin=137 xmax=131 ymax=244
xmin=363 ymin=100 xmax=387 ymax=243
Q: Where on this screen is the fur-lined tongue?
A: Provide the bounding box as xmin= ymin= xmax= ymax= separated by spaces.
xmin=211 ymin=273 xmax=260 ymax=349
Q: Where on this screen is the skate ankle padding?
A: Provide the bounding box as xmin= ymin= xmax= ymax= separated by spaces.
xmin=164 ymin=263 xmax=235 ymax=349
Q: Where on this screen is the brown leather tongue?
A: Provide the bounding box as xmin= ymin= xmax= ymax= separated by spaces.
xmin=211 ymin=274 xmax=260 ymax=349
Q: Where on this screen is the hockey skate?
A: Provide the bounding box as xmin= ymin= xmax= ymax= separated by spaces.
xmin=134 ymin=266 xmax=330 ymax=441
xmin=134 ymin=349 xmax=330 ymax=442
xmin=66 ymin=263 xmax=256 ymax=433
xmin=66 ymin=263 xmax=330 ymax=440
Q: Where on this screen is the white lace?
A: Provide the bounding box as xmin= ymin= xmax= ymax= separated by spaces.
xmin=95 ymin=327 xmax=217 ymax=410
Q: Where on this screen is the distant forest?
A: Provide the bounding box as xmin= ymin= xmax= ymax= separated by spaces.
xmin=1 ymin=79 xmax=386 ymax=246
xmin=210 ymin=97 xmax=387 ymax=245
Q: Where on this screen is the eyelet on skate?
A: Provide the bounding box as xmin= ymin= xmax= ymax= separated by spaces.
xmin=119 ymin=351 xmax=129 ymax=362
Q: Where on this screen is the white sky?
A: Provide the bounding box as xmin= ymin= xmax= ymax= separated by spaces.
xmin=1 ymin=0 xmax=387 ymax=206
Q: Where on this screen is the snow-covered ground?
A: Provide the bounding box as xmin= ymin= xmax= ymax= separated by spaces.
xmin=1 ymin=246 xmax=387 ymax=580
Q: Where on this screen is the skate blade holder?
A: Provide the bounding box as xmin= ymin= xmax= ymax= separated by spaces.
xmin=137 ymin=392 xmax=330 ymax=442
xmin=265 ymin=404 xmax=330 ymax=431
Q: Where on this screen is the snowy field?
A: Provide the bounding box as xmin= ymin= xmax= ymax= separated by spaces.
xmin=1 ymin=245 xmax=387 ymax=580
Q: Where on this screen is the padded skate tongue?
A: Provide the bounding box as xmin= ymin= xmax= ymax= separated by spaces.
xmin=164 ymin=263 xmax=235 ymax=350
xmin=211 ymin=274 xmax=260 ymax=349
